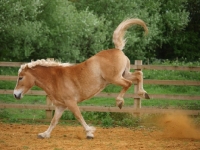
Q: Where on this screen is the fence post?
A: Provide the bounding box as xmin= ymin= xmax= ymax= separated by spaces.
xmin=133 ymin=60 xmax=142 ymax=110
xmin=46 ymin=96 xmax=53 ymax=119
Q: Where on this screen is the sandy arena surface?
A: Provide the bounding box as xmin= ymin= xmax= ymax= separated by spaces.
xmin=1 ymin=114 xmax=200 ymax=150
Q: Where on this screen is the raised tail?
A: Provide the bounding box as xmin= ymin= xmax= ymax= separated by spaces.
xmin=112 ymin=18 xmax=148 ymax=51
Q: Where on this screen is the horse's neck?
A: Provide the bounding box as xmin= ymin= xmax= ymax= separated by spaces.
xmin=32 ymin=66 xmax=62 ymax=93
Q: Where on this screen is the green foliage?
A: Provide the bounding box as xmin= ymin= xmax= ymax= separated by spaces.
xmin=111 ymin=113 xmax=140 ymax=127
xmin=0 ymin=109 xmax=9 ymax=118
xmin=0 ymin=108 xmax=46 ymax=123
xmin=101 ymin=113 xmax=113 ymax=127
xmin=35 ymin=0 xmax=110 ymax=62
xmin=0 ymin=67 xmax=19 ymax=75
xmin=158 ymin=0 xmax=200 ymax=60
xmin=1 ymin=0 xmax=196 ymax=62
xmin=60 ymin=111 xmax=139 ymax=127
xmin=61 ymin=111 xmax=76 ymax=120
xmin=0 ymin=0 xmax=48 ymax=61
xmin=0 ymin=0 xmax=109 ymax=62
xmin=74 ymin=0 xmax=190 ymax=62
xmin=143 ymin=59 xmax=200 ymax=81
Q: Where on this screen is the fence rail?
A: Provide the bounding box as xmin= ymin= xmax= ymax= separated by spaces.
xmin=1 ymin=60 xmax=200 ymax=118
xmin=0 ymin=104 xmax=199 ymax=115
xmin=2 ymin=75 xmax=200 ymax=86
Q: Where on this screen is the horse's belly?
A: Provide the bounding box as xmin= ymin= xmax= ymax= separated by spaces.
xmin=77 ymin=82 xmax=107 ymax=102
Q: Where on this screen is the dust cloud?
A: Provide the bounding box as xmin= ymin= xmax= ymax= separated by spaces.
xmin=156 ymin=112 xmax=200 ymax=139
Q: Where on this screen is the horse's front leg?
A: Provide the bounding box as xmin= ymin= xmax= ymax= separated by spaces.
xmin=38 ymin=106 xmax=65 ymax=138
xmin=66 ymin=100 xmax=96 ymax=139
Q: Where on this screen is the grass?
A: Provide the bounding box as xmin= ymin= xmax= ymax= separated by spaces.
xmin=0 ymin=59 xmax=200 ymax=126
xmin=0 ymin=108 xmax=46 ymax=123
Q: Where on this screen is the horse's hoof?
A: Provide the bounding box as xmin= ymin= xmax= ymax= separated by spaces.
xmin=116 ymin=99 xmax=124 ymax=109
xmin=145 ymin=93 xmax=150 ymax=99
xmin=87 ymin=136 xmax=94 ymax=139
xmin=37 ymin=134 xmax=45 ymax=139
xmin=118 ymin=102 xmax=123 ymax=109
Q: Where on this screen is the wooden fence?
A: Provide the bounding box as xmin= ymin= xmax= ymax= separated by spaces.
xmin=1 ymin=60 xmax=200 ymax=119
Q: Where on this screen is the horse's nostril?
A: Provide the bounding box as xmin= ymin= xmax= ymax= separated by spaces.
xmin=14 ymin=93 xmax=21 ymax=99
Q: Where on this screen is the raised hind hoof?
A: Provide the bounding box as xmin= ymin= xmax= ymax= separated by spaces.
xmin=116 ymin=99 xmax=124 ymax=109
xmin=118 ymin=102 xmax=123 ymax=109
xmin=145 ymin=93 xmax=150 ymax=99
xmin=87 ymin=136 xmax=94 ymax=139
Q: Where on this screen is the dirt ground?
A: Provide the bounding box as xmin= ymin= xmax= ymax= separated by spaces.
xmin=1 ymin=114 xmax=200 ymax=150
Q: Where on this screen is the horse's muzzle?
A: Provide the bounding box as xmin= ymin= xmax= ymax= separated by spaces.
xmin=13 ymin=89 xmax=22 ymax=100
xmin=14 ymin=93 xmax=21 ymax=99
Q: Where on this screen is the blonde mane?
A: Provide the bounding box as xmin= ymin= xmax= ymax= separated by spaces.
xmin=18 ymin=59 xmax=72 ymax=74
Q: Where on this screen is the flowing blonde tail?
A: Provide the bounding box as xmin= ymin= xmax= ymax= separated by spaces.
xmin=112 ymin=18 xmax=148 ymax=51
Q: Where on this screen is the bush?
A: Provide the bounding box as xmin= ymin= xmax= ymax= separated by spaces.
xmin=74 ymin=0 xmax=189 ymax=62
xmin=0 ymin=0 xmax=109 ymax=62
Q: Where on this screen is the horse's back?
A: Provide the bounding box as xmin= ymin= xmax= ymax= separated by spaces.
xmin=95 ymin=49 xmax=126 ymax=62
xmin=89 ymin=49 xmax=129 ymax=79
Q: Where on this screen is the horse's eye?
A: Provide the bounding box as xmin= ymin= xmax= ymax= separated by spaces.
xmin=19 ymin=77 xmax=23 ymax=81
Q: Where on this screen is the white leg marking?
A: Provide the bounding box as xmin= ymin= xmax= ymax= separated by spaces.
xmin=67 ymin=101 xmax=96 ymax=138
xmin=80 ymin=118 xmax=96 ymax=138
xmin=38 ymin=106 xmax=65 ymax=138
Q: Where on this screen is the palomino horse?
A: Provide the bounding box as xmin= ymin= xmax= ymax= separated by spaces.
xmin=14 ymin=18 xmax=150 ymax=139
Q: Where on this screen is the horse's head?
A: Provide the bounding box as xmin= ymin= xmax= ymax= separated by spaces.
xmin=13 ymin=67 xmax=35 ymax=99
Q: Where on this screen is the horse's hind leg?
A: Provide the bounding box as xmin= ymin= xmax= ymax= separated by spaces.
xmin=110 ymin=77 xmax=132 ymax=109
xmin=66 ymin=100 xmax=96 ymax=139
xmin=124 ymin=71 xmax=150 ymax=99
xmin=38 ymin=106 xmax=65 ymax=138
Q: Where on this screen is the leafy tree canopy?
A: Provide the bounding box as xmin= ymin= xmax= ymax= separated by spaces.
xmin=0 ymin=0 xmax=109 ymax=62
xmin=0 ymin=0 xmax=199 ymax=62
xmin=74 ymin=0 xmax=191 ymax=61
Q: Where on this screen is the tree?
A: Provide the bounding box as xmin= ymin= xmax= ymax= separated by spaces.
xmin=158 ymin=0 xmax=200 ymax=61
xmin=1 ymin=0 xmax=196 ymax=62
xmin=74 ymin=0 xmax=190 ymax=62
xmin=0 ymin=0 xmax=47 ymax=61
xmin=36 ymin=0 xmax=110 ymax=62
xmin=0 ymin=0 xmax=109 ymax=62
